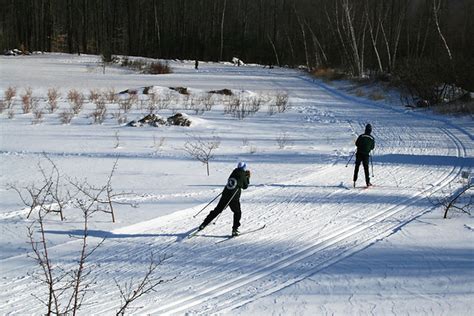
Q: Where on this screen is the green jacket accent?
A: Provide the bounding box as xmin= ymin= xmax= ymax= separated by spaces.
xmin=355 ymin=133 xmax=375 ymax=155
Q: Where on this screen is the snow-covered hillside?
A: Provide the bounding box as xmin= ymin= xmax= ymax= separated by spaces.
xmin=0 ymin=54 xmax=473 ymax=315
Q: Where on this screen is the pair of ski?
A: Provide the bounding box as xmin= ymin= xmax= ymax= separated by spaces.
xmin=187 ymin=224 xmax=266 ymax=244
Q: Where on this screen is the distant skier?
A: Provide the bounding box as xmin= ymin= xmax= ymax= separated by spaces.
xmin=353 ymin=124 xmax=375 ymax=188
xmin=198 ymin=162 xmax=250 ymax=236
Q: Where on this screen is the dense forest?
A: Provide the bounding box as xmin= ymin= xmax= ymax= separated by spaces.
xmin=1 ymin=0 xmax=473 ymax=102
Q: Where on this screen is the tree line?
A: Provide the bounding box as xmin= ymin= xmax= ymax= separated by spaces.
xmin=1 ymin=0 xmax=473 ymax=97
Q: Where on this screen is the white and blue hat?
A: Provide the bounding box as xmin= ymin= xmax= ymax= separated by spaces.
xmin=237 ymin=161 xmax=247 ymax=170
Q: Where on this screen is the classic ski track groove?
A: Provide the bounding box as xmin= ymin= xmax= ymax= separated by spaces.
xmin=140 ymin=126 xmax=466 ymax=315
xmin=0 ymin=159 xmax=342 ymax=311
xmin=2 ymin=122 xmax=467 ymax=315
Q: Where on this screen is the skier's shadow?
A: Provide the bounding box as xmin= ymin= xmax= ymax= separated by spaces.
xmin=175 ymin=227 xmax=229 ymax=242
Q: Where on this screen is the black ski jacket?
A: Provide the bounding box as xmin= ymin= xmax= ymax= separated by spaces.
xmin=222 ymin=168 xmax=250 ymax=200
xmin=355 ymin=133 xmax=375 ymax=155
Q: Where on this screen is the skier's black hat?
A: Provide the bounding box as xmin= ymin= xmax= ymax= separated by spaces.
xmin=365 ymin=123 xmax=372 ymax=134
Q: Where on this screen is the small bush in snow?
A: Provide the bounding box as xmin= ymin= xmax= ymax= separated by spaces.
xmin=249 ymin=95 xmax=263 ymax=113
xmin=4 ymin=86 xmax=16 ymax=108
xmin=355 ymin=89 xmax=365 ymax=97
xmin=148 ymin=61 xmax=172 ymax=74
xmin=67 ymin=89 xmax=84 ymax=114
xmin=47 ymin=88 xmax=60 ymax=113
xmin=32 ymin=105 xmax=44 ymax=124
xmin=276 ymin=132 xmax=292 ymax=149
xmin=119 ymin=95 xmax=137 ymax=113
xmin=249 ymin=145 xmax=258 ymax=154
xmin=89 ymin=89 xmax=101 ymax=103
xmin=112 ymin=111 xmax=127 ymax=125
xmin=91 ymin=97 xmax=107 ymax=124
xmin=20 ymin=87 xmax=33 ymax=113
xmin=202 ymin=93 xmax=214 ymax=112
xmin=59 ymin=110 xmax=74 ymax=124
xmin=369 ymin=91 xmax=385 ymax=101
xmin=147 ymin=93 xmax=158 ymax=114
xmin=0 ymin=100 xmax=5 ymax=113
xmin=153 ymin=135 xmax=166 ymax=153
xmin=106 ymin=88 xmax=118 ymax=104
xmin=7 ymin=108 xmax=15 ymax=119
xmin=275 ymin=92 xmax=289 ymax=113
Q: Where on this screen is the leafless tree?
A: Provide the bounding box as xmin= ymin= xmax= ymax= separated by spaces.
xmin=114 ymin=253 xmax=171 ymax=315
xmin=440 ymin=182 xmax=472 ymax=219
xmin=9 ymin=156 xmax=158 ymax=315
xmin=184 ymin=134 xmax=221 ymax=176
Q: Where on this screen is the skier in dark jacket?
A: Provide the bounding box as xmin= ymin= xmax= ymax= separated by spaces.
xmin=198 ymin=162 xmax=250 ymax=236
xmin=353 ymin=124 xmax=375 ymax=188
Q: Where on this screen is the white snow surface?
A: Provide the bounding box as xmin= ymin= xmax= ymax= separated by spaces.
xmin=0 ymin=54 xmax=473 ymax=315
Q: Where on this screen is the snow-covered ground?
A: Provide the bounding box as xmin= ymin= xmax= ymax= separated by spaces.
xmin=0 ymin=54 xmax=473 ymax=315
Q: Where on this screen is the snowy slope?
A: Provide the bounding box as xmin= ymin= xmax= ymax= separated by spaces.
xmin=0 ymin=54 xmax=473 ymax=315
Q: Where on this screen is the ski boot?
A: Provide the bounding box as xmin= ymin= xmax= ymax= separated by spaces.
xmin=232 ymin=228 xmax=240 ymax=237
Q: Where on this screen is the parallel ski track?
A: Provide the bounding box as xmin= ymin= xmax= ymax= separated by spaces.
xmin=0 ymin=162 xmax=342 ymax=313
xmin=1 ymin=75 xmax=471 ymax=315
xmin=139 ymin=127 xmax=466 ymax=315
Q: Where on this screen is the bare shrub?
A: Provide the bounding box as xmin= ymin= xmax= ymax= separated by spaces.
xmin=249 ymin=145 xmax=258 ymax=154
xmin=355 ymin=88 xmax=365 ymax=97
xmin=438 ymin=181 xmax=473 ymax=219
xmin=147 ymin=93 xmax=158 ymax=114
xmin=114 ymin=253 xmax=171 ymax=315
xmin=67 ymin=89 xmax=84 ymax=114
xmin=7 ymin=108 xmax=15 ymax=119
xmin=147 ymin=61 xmax=172 ymax=74
xmin=249 ymin=95 xmax=263 ymax=113
xmin=184 ymin=134 xmax=221 ymax=176
xmin=32 ymin=104 xmax=44 ymax=124
xmin=311 ymin=67 xmax=346 ymax=81
xmin=91 ymin=97 xmax=107 ymax=124
xmin=47 ymin=88 xmax=60 ymax=113
xmin=112 ymin=111 xmax=128 ymax=125
xmin=21 ymin=87 xmax=33 ymax=113
xmin=433 ymin=100 xmax=474 ymax=115
xmin=59 ymin=109 xmax=74 ymax=124
xmin=276 ymin=132 xmax=292 ymax=149
xmin=369 ymin=91 xmax=385 ymax=101
xmin=225 ymin=94 xmax=257 ymax=120
xmin=0 ymin=100 xmax=5 ymax=113
xmin=119 ymin=94 xmax=137 ymax=113
xmin=202 ymin=93 xmax=214 ymax=111
xmin=89 ymin=89 xmax=101 ymax=103
xmin=114 ymin=131 xmax=120 ymax=148
xmin=158 ymin=92 xmax=171 ymax=111
xmin=9 ymin=157 xmax=149 ymax=315
xmin=153 ymin=135 xmax=166 ymax=153
xmin=5 ymin=86 xmax=16 ymax=108
xmin=106 ymin=88 xmax=118 ymax=104
xmin=275 ymin=92 xmax=289 ymax=113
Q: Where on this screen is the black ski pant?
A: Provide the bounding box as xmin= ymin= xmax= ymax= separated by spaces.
xmin=201 ymin=195 xmax=241 ymax=230
xmin=353 ymin=153 xmax=370 ymax=185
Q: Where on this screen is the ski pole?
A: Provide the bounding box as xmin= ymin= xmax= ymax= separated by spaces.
xmin=370 ymin=155 xmax=374 ymax=177
xmin=193 ymin=192 xmax=223 ymax=218
xmin=212 ymin=189 xmax=240 ymax=225
xmin=345 ymin=151 xmax=355 ymax=167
